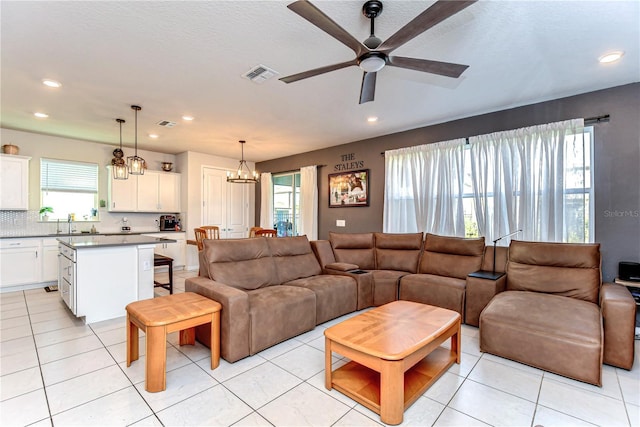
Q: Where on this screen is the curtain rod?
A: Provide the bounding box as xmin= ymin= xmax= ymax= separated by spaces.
xmin=380 ymin=114 xmax=611 ymax=155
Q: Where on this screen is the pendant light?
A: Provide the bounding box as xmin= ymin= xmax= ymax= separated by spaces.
xmin=112 ymin=118 xmax=129 ymax=180
xmin=127 ymin=105 xmax=146 ymax=175
xmin=227 ymin=140 xmax=259 ymax=184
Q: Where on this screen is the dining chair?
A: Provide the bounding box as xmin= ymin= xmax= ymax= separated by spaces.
xmin=201 ymin=225 xmax=220 ymax=240
xmin=249 ymin=226 xmax=262 ymax=238
xmin=255 ymin=229 xmax=277 ymax=237
xmin=194 ymin=227 xmax=208 ymax=250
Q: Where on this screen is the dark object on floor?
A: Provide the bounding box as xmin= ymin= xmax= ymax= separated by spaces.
xmin=44 ymin=285 xmax=58 ymax=292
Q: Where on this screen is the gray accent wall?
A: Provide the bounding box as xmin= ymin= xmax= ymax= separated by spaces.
xmin=257 ymin=83 xmax=640 ymax=281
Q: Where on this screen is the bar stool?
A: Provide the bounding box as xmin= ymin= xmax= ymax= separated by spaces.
xmin=153 ymin=254 xmax=173 ymax=294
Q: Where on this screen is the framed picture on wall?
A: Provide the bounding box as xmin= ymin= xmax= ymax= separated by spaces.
xmin=328 ymin=169 xmax=369 ymax=207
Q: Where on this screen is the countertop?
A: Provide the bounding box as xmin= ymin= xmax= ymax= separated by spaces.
xmin=57 ymin=234 xmax=176 ymax=249
xmin=0 ymin=230 xmax=185 ymax=240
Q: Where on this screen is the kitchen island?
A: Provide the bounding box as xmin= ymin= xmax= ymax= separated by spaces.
xmin=58 ymin=234 xmax=176 ymax=324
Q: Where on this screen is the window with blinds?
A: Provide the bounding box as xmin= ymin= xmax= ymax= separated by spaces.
xmin=40 ymin=158 xmax=99 ymax=221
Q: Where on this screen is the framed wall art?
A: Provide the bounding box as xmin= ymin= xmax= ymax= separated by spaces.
xmin=328 ymin=169 xmax=369 ymax=207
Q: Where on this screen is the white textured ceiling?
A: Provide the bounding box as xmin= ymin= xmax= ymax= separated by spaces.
xmin=1 ymin=1 xmax=638 ymax=162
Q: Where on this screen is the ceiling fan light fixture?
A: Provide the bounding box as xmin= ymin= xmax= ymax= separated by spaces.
xmin=227 ymin=140 xmax=259 ymax=184
xmin=359 ymin=55 xmax=386 ymax=73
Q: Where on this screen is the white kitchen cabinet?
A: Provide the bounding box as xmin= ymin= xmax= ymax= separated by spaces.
xmin=142 ymin=232 xmax=186 ymax=268
xmin=107 ymin=166 xmax=137 ymax=212
xmin=42 ymin=238 xmax=60 ymax=282
xmin=158 ymin=172 xmax=181 ymax=212
xmin=107 ymin=168 xmax=180 ymax=213
xmin=0 ymin=238 xmax=40 ymax=287
xmin=0 ymin=154 xmax=30 ymax=210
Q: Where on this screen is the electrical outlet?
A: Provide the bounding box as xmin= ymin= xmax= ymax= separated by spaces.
xmin=336 ymin=220 xmax=346 ymax=227
xmin=143 ymin=260 xmax=151 ymax=271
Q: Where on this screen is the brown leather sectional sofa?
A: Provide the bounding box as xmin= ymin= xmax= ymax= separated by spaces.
xmin=185 ymin=235 xmax=356 ymax=362
xmin=186 ymin=232 xmax=635 ymax=386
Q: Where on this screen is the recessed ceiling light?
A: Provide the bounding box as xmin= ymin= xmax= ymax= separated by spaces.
xmin=599 ymin=51 xmax=624 ymax=63
xmin=182 ymin=115 xmax=194 ymax=121
xmin=148 ymin=134 xmax=159 ymax=139
xmin=367 ymin=116 xmax=378 ymax=123
xmin=34 ymin=112 xmax=49 ymax=118
xmin=42 ymin=79 xmax=62 ymax=88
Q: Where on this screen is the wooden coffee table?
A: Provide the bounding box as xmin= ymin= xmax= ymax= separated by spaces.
xmin=126 ymin=292 xmax=222 ymax=392
xmin=324 ymin=301 xmax=461 ymax=425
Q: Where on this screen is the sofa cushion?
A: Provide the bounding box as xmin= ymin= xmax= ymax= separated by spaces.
xmin=419 ymin=234 xmax=485 ymax=279
xmin=507 ymin=240 xmax=601 ymax=304
xmin=285 ymin=275 xmax=357 ymax=324
xmin=480 ymin=291 xmax=602 ymax=385
xmin=371 ymin=270 xmax=409 ymax=306
xmin=247 ymin=286 xmax=316 ymax=354
xmin=266 ymin=235 xmax=322 ymax=283
xmin=202 ymin=238 xmax=278 ymax=290
xmin=329 ymin=232 xmax=375 ymax=269
xmin=374 ymin=232 xmax=423 ymax=273
xmin=399 ymin=273 xmax=466 ymax=317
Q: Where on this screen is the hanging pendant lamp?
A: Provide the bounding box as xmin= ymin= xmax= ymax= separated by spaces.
xmin=112 ymin=118 xmax=129 ymax=180
xmin=127 ymin=105 xmax=146 ymax=175
xmin=227 ymin=140 xmax=259 ymax=184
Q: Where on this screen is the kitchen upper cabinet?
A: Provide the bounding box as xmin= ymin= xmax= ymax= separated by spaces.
xmin=137 ymin=171 xmax=181 ymax=213
xmin=107 ymin=167 xmax=180 ymax=213
xmin=0 ymin=154 xmax=30 ymax=210
xmin=107 ymin=167 xmax=137 ymax=212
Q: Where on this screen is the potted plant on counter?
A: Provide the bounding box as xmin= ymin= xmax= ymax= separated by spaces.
xmin=39 ymin=206 xmax=53 ymax=221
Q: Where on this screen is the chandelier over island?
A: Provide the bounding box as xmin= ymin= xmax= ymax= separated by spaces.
xmin=227 ymin=140 xmax=259 ymax=184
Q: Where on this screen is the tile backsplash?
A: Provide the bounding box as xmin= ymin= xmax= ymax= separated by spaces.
xmin=0 ymin=209 xmax=177 ymax=237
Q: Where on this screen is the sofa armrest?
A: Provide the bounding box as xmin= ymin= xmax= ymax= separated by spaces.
xmin=600 ymin=282 xmax=636 ymax=370
xmin=465 ymin=272 xmax=507 ymax=327
xmin=185 ymin=276 xmax=251 ymax=362
xmin=323 ymin=268 xmax=373 ymax=310
xmin=310 ymin=240 xmax=336 ymax=268
xmin=325 ymin=262 xmax=359 ymax=272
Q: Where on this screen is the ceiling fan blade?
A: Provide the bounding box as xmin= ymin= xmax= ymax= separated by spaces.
xmin=388 ymin=56 xmax=469 ymax=78
xmin=359 ymin=72 xmax=377 ymax=104
xmin=287 ymin=0 xmax=367 ymax=57
xmin=378 ymin=0 xmax=477 ymax=54
xmin=280 ymin=59 xmax=358 ymax=83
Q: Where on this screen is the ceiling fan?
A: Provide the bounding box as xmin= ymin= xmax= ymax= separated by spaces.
xmin=280 ymin=0 xmax=477 ymax=104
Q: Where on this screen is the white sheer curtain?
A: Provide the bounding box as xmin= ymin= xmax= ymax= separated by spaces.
xmin=384 ymin=139 xmax=467 ymax=236
xmin=299 ymin=165 xmax=318 ymax=240
xmin=469 ymin=118 xmax=585 ymax=243
xmin=259 ymin=172 xmax=273 ymax=230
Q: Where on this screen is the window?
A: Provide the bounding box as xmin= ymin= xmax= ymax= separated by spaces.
xmin=384 ymin=120 xmax=594 ymax=244
xmin=272 ymin=172 xmax=300 ymax=236
xmin=40 ymin=158 xmax=99 ymax=221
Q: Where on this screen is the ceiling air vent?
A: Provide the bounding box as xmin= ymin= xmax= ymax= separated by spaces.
xmin=242 ymin=64 xmax=279 ymax=84
xmin=156 ymin=120 xmax=176 ymax=128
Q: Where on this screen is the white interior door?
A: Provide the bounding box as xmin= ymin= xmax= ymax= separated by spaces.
xmin=202 ymin=167 xmax=249 ymax=238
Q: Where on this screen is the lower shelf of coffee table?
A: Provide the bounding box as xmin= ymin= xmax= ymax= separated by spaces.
xmin=331 ymin=346 xmax=456 ymax=414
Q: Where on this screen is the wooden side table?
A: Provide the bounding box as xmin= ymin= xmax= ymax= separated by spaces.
xmin=126 ymin=292 xmax=222 ymax=392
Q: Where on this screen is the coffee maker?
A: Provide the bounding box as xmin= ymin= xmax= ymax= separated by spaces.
xmin=159 ymin=215 xmax=177 ymax=231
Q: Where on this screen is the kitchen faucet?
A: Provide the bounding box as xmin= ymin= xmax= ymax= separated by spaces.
xmin=68 ymin=214 xmax=72 ymax=234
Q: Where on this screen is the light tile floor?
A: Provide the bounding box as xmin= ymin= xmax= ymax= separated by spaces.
xmin=1 ymin=270 xmax=639 ymax=426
